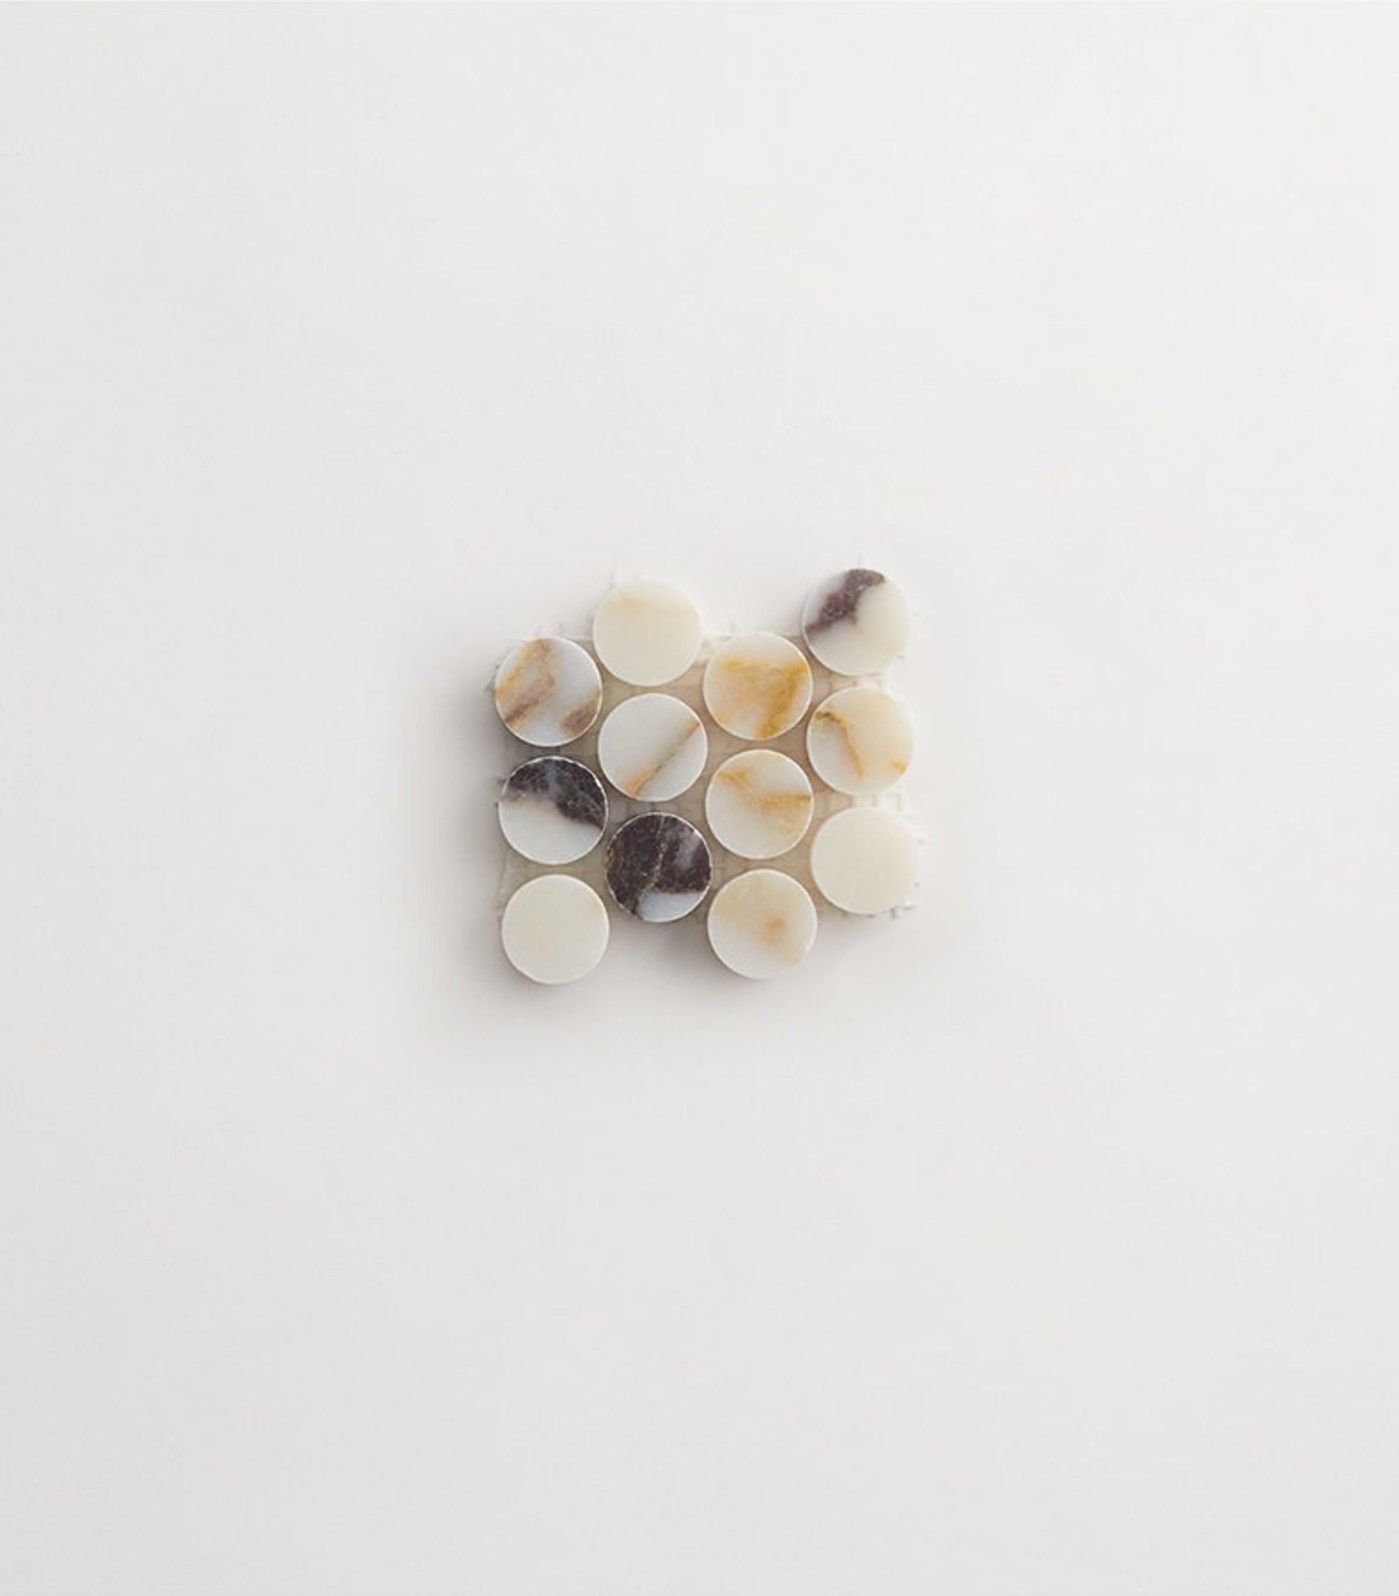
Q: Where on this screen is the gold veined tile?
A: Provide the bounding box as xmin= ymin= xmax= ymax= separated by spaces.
xmin=706 ymin=869 xmax=817 ymax=979
xmin=701 ymin=632 xmax=812 ymax=741
xmin=494 ymin=637 xmax=602 ymax=747
xmin=806 ymin=686 xmax=913 ymax=795
xmin=704 ymin=750 xmax=813 ymax=860
xmin=597 ymin=693 xmax=708 ymax=801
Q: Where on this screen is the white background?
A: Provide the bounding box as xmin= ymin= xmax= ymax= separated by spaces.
xmin=2 ymin=7 xmax=1397 ymax=1592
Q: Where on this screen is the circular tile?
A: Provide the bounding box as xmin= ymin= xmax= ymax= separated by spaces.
xmin=597 ymin=693 xmax=708 ymax=802
xmin=701 ymin=631 xmax=812 ymax=741
xmin=707 ymin=869 xmax=817 ymax=980
xmin=809 ymin=807 xmax=917 ymax=915
xmin=801 ymin=567 xmax=910 ymax=676
xmin=604 ymin=812 xmax=712 ymax=922
xmin=704 ymin=750 xmax=813 ymax=860
xmin=806 ymin=686 xmax=914 ymax=795
xmin=592 ymin=579 xmax=703 ymax=686
xmin=501 ymin=875 xmax=609 ymax=984
xmin=493 ymin=637 xmax=602 ymax=747
xmin=498 ymin=756 xmax=608 ymax=865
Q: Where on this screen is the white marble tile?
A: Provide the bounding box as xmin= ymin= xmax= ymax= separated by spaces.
xmin=704 ymin=749 xmax=813 ymax=860
xmin=597 ymin=693 xmax=708 ymax=802
xmin=592 ymin=578 xmax=703 ymax=686
xmin=801 ymin=567 xmax=909 ymax=676
xmin=493 ymin=636 xmax=602 ymax=747
xmin=809 ymin=807 xmax=918 ymax=915
xmin=498 ymin=756 xmax=608 ymax=864
xmin=807 ymin=686 xmax=914 ymax=795
xmin=702 ymin=631 xmax=812 ymax=741
xmin=501 ymin=874 xmax=610 ymax=984
xmin=707 ymin=869 xmax=817 ymax=979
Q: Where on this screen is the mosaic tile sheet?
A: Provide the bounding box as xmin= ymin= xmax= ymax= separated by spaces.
xmin=491 ymin=569 xmax=917 ymax=983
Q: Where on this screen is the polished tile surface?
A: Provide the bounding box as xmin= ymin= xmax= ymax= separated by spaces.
xmin=493 ymin=636 xmax=603 ymax=747
xmin=701 ymin=631 xmax=812 ymax=741
xmin=498 ymin=755 xmax=608 ymax=864
xmin=801 ymin=567 xmax=909 ymax=676
xmin=597 ymin=693 xmax=708 ymax=802
xmin=707 ymin=869 xmax=818 ymax=979
xmin=604 ymin=812 xmax=713 ymax=922
xmin=806 ymin=686 xmax=914 ymax=795
xmin=704 ymin=749 xmax=813 ymax=860
xmin=592 ymin=578 xmax=703 ymax=686
xmin=501 ymin=874 xmax=610 ymax=984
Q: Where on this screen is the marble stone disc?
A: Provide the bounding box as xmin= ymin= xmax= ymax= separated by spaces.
xmin=707 ymin=869 xmax=818 ymax=979
xmin=701 ymin=631 xmax=813 ymax=741
xmin=809 ymin=807 xmax=917 ymax=915
xmin=604 ymin=812 xmax=712 ymax=922
xmin=806 ymin=686 xmax=914 ymax=795
xmin=704 ymin=749 xmax=813 ymax=860
xmin=493 ymin=637 xmax=603 ymax=747
xmin=592 ymin=578 xmax=704 ymax=686
xmin=498 ymin=756 xmax=608 ymax=864
xmin=501 ymin=875 xmax=610 ymax=984
xmin=597 ymin=693 xmax=708 ymax=802
xmin=801 ymin=567 xmax=910 ymax=676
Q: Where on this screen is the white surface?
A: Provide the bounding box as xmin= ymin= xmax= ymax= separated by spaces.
xmin=802 ymin=568 xmax=911 ymax=675
xmin=500 ymin=876 xmax=610 ymax=987
xmin=591 ymin=578 xmax=703 ymax=686
xmin=2 ymin=7 xmax=1399 ymax=1593
xmin=492 ymin=635 xmax=602 ymax=746
xmin=497 ymin=757 xmax=607 ymax=867
xmin=703 ymin=630 xmax=814 ymax=739
xmin=810 ymin=807 xmax=921 ymax=917
xmin=708 ymin=870 xmax=819 ymax=982
xmin=705 ymin=749 xmax=814 ymax=860
xmin=807 ymin=685 xmax=915 ymax=796
xmin=596 ymin=692 xmax=708 ymax=801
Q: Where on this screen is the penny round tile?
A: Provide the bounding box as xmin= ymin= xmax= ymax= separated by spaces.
xmin=704 ymin=750 xmax=813 ymax=860
xmin=701 ymin=632 xmax=813 ymax=741
xmin=501 ymin=875 xmax=610 ymax=984
xmin=809 ymin=807 xmax=917 ymax=915
xmin=597 ymin=693 xmax=708 ymax=802
xmin=707 ymin=869 xmax=817 ymax=979
xmin=806 ymin=686 xmax=914 ymax=795
xmin=592 ymin=578 xmax=704 ymax=686
xmin=801 ymin=567 xmax=910 ymax=676
xmin=498 ymin=756 xmax=608 ymax=865
xmin=493 ymin=637 xmax=602 ymax=747
xmin=604 ymin=812 xmax=712 ymax=922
